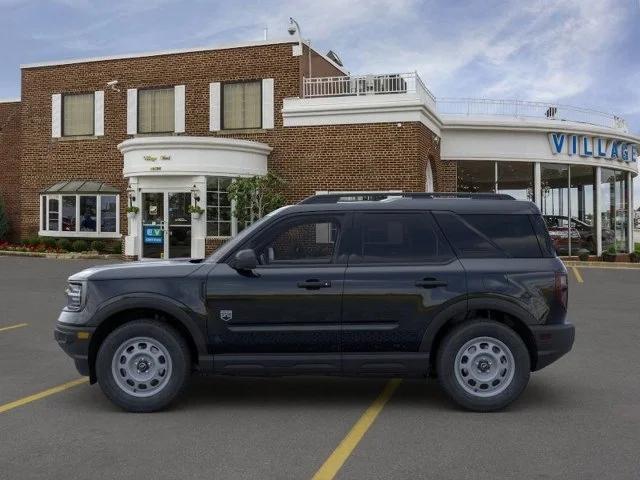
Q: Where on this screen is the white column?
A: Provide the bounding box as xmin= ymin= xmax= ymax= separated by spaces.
xmin=534 ymin=162 xmax=541 ymax=206
xmin=191 ymin=176 xmax=207 ymax=259
xmin=124 ymin=177 xmax=139 ymax=258
xmin=628 ymin=171 xmax=634 ymax=253
xmin=595 ymin=166 xmax=602 ymax=256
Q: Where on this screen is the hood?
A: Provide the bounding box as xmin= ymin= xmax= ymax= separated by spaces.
xmin=68 ymin=259 xmax=206 ymax=282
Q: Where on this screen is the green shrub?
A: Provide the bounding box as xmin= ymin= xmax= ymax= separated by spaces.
xmin=57 ymin=238 xmax=73 ymax=251
xmin=71 ymin=239 xmax=88 ymax=252
xmin=90 ymin=240 xmax=106 ymax=253
xmin=111 ymin=242 xmax=122 ymax=254
xmin=22 ymin=235 xmax=41 ymax=246
xmin=576 ymin=249 xmax=589 ymax=261
xmin=41 ymin=237 xmax=58 ymax=249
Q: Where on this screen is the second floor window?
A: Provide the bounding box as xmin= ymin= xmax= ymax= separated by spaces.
xmin=63 ymin=93 xmax=94 ymax=136
xmin=223 ymin=81 xmax=261 ymax=130
xmin=138 ymin=88 xmax=174 ymax=133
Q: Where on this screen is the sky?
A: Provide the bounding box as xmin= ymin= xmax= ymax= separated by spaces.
xmin=1 ymin=0 xmax=639 ymax=201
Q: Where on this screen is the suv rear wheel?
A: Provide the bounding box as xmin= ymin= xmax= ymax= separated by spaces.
xmin=436 ymin=320 xmax=530 ymax=412
xmin=96 ymin=320 xmax=191 ymax=412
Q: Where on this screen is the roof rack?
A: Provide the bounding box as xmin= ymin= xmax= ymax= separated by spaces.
xmin=298 ymin=192 xmax=515 ymax=205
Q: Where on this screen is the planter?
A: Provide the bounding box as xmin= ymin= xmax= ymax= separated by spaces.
xmin=603 ymin=253 xmax=631 ymax=263
xmin=191 ymin=212 xmax=202 ymax=220
xmin=127 ymin=212 xmax=137 ymax=220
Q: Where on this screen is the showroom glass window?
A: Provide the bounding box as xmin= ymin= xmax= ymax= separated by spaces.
xmin=569 ymin=165 xmax=597 ymax=255
xmin=138 ymin=88 xmax=175 ymax=133
xmin=457 ymin=161 xmax=496 ymax=193
xmin=540 ymin=163 xmax=570 ymax=255
xmin=206 ymin=177 xmax=232 ymax=237
xmin=601 ymin=168 xmax=628 ymax=253
xmin=222 ymin=81 xmax=261 ymax=130
xmin=497 ymin=162 xmax=534 ymax=201
xmin=40 ymin=194 xmax=119 ymax=236
xmin=62 ymin=93 xmax=94 ymax=136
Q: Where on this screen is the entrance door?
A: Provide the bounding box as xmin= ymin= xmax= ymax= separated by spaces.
xmin=141 ymin=192 xmax=165 ymax=259
xmin=167 ymin=192 xmax=192 ymax=258
xmin=141 ymin=192 xmax=192 ymax=259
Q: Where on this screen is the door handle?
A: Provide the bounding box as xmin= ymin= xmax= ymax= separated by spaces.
xmin=415 ymin=278 xmax=448 ymax=289
xmin=297 ymin=279 xmax=332 ymax=290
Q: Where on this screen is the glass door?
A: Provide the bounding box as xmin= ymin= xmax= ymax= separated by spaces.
xmin=141 ymin=192 xmax=165 ymax=259
xmin=168 ymin=192 xmax=192 ymax=258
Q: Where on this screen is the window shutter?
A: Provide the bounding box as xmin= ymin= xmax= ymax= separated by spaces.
xmin=126 ymin=88 xmax=137 ymax=135
xmin=262 ymin=78 xmax=274 ymax=129
xmin=51 ymin=94 xmax=62 ymax=138
xmin=209 ymin=82 xmax=221 ymax=131
xmin=94 ymin=90 xmax=104 ymax=136
xmin=174 ymin=85 xmax=185 ymax=133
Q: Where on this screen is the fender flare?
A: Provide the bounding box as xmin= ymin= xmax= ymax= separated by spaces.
xmin=89 ymin=293 xmax=209 ymax=357
xmin=419 ymin=295 xmax=537 ymax=353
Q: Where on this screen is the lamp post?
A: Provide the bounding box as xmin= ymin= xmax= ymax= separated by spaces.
xmin=288 ymin=17 xmax=312 ymax=91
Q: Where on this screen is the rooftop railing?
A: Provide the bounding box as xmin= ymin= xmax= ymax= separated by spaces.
xmin=301 ymin=73 xmax=628 ymax=132
xmin=436 ymin=98 xmax=628 ymax=132
xmin=302 ymin=72 xmax=436 ymax=105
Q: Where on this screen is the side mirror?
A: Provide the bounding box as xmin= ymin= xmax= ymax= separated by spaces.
xmin=231 ymin=249 xmax=258 ymax=271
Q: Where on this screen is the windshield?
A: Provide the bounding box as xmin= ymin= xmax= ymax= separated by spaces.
xmin=206 ymin=205 xmax=293 ymax=263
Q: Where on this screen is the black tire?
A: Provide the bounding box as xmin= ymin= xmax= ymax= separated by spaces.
xmin=96 ymin=320 xmax=191 ymax=412
xmin=436 ymin=320 xmax=530 ymax=412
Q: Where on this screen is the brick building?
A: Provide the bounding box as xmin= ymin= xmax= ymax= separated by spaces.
xmin=0 ymin=38 xmax=638 ymax=259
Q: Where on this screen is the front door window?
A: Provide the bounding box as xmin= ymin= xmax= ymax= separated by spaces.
xmin=141 ymin=192 xmax=192 ymax=259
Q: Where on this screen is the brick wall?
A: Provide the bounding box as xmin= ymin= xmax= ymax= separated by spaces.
xmin=0 ymin=101 xmax=21 ymax=240
xmin=17 ymin=42 xmax=445 ymax=248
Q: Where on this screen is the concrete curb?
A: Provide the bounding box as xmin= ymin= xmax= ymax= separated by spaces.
xmin=0 ymin=250 xmax=120 ymax=260
xmin=563 ymin=260 xmax=640 ymax=269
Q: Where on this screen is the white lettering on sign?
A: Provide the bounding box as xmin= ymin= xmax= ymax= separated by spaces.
xmin=548 ymin=133 xmax=637 ymax=162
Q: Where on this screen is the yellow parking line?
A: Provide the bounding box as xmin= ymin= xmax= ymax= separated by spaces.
xmin=571 ymin=266 xmax=584 ymax=283
xmin=0 ymin=378 xmax=88 ymax=414
xmin=0 ymin=323 xmax=28 ymax=333
xmin=311 ymin=379 xmax=402 ymax=480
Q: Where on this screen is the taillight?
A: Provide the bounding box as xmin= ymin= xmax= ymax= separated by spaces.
xmin=555 ymin=272 xmax=568 ymax=310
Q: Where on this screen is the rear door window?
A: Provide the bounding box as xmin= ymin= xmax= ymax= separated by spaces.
xmin=350 ymin=212 xmax=454 ymax=264
xmin=434 ymin=212 xmax=543 ymax=258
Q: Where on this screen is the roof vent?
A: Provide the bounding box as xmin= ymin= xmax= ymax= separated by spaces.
xmin=326 ymin=50 xmax=343 ymax=67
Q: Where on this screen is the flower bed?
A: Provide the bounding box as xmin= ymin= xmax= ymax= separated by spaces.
xmin=0 ymin=241 xmax=64 ymax=254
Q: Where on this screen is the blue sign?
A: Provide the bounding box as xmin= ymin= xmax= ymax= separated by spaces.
xmin=548 ymin=132 xmax=638 ymax=162
xmin=144 ymin=226 xmax=163 ymax=245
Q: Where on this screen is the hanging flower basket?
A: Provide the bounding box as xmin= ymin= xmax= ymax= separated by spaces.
xmin=187 ymin=205 xmax=204 ymax=219
xmin=126 ymin=206 xmax=139 ymax=220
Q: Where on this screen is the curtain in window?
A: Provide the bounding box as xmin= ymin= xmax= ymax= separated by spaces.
xmin=223 ymin=82 xmax=261 ymax=129
xmin=63 ymin=93 xmax=94 ymax=136
xmin=138 ymin=88 xmax=175 ymax=133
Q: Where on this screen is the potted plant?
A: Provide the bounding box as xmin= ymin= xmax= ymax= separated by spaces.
xmin=576 ymin=249 xmax=590 ymax=262
xmin=603 ymin=244 xmax=617 ymax=262
xmin=187 ymin=204 xmax=204 ymax=219
xmin=126 ymin=206 xmax=139 ymax=219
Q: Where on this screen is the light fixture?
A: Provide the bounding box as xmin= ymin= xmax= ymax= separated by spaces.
xmin=191 ymin=184 xmax=201 ymax=203
xmin=126 ymin=186 xmax=136 ymax=204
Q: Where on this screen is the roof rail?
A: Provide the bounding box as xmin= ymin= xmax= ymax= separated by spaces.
xmin=298 ymin=192 xmax=515 ymax=204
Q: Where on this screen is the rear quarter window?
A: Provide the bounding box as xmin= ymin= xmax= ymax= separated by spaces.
xmin=434 ymin=212 xmax=543 ymax=258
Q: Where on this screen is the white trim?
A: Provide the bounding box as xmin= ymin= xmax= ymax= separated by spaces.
xmin=282 ymin=95 xmax=442 ymax=135
xmin=0 ymin=98 xmax=20 ymax=103
xmin=628 ymin=171 xmax=634 ymax=253
xmin=39 ymin=231 xmax=122 ymax=239
xmin=262 ymin=78 xmax=275 ymax=129
xmin=51 ymin=94 xmax=62 ymax=138
xmin=425 ymin=160 xmax=434 ymax=192
xmin=127 ymin=89 xmax=137 ymax=135
xmin=209 ymin=82 xmax=221 ymax=132
xmin=21 ymin=39 xmax=299 ymax=69
xmin=595 ymin=166 xmax=602 ymax=256
xmin=174 ymin=85 xmax=186 ymax=133
xmin=94 ymin=90 xmax=104 ymax=136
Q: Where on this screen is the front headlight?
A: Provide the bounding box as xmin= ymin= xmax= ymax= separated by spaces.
xmin=64 ymin=282 xmax=85 ymax=312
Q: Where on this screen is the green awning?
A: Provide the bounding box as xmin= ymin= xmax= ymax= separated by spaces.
xmin=41 ymin=180 xmax=120 ymax=194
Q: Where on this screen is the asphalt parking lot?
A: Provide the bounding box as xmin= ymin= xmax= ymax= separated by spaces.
xmin=1 ymin=257 xmax=639 ymax=480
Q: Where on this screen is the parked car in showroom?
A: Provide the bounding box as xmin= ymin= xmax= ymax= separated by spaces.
xmin=55 ymin=192 xmax=574 ymax=412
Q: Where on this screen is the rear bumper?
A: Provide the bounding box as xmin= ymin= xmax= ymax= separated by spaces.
xmin=54 ymin=323 xmax=95 ymax=377
xmin=530 ymin=322 xmax=575 ymax=371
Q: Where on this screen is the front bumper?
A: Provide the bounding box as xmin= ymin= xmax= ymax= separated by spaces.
xmin=54 ymin=322 xmax=95 ymax=377
xmin=530 ymin=322 xmax=575 ymax=371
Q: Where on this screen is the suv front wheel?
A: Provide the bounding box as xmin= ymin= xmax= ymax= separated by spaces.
xmin=96 ymin=320 xmax=191 ymax=412
xmin=437 ymin=320 xmax=530 ymax=412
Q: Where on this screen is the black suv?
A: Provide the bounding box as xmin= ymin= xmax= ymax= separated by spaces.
xmin=55 ymin=192 xmax=574 ymax=412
